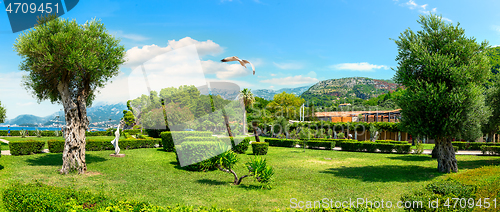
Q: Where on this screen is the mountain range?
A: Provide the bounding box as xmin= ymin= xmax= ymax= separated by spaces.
xmin=2 ymin=77 xmax=398 ymax=125
xmin=2 ymin=103 xmax=127 ymax=127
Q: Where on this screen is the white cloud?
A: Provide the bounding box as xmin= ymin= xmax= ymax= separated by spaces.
xmin=123 ymin=37 xmax=224 ymax=68
xmin=330 ymin=62 xmax=389 ymax=71
xmin=398 ymin=1 xmax=451 ymax=22
xmin=16 ymin=102 xmax=35 ymax=106
xmin=113 ymin=30 xmax=150 ymax=41
xmin=260 ymin=75 xmax=318 ymax=85
xmin=270 ymin=73 xmax=277 ymax=76
xmin=201 ymin=60 xmax=253 ymax=79
xmin=273 ymin=62 xmax=304 ymax=70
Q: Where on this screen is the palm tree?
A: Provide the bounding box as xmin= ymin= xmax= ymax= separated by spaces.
xmin=238 ymin=88 xmax=260 ymax=142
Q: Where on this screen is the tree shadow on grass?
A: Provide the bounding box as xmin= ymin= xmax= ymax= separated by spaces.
xmin=320 ymin=165 xmax=443 ymax=182
xmin=196 ymin=179 xmax=226 ymax=185
xmin=25 ymin=153 xmax=108 ymax=166
xmin=0 ymin=164 xmax=4 ymax=170
xmin=457 ymin=158 xmax=500 ymax=169
xmin=237 ymin=184 xmax=267 ymax=190
xmin=389 ymin=155 xmax=435 ymax=162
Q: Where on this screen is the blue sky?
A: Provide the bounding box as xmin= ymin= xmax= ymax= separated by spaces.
xmin=1 ymin=0 xmax=500 ymax=119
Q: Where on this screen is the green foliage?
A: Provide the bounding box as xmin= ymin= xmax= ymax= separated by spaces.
xmin=46 ymin=137 xmax=160 ymax=152
xmin=160 ymin=131 xmax=213 ymax=152
xmin=400 ymin=179 xmax=476 ymax=211
xmin=393 ymin=14 xmax=490 ymax=141
xmin=451 ymin=142 xmax=500 ymax=150
xmin=394 ymin=144 xmax=412 ymax=154
xmin=246 ymin=157 xmax=274 ymax=187
xmin=35 ymin=129 xmax=41 ymax=138
xmin=231 ymin=137 xmax=250 ymax=154
xmin=480 ymin=145 xmax=500 ymax=155
xmin=304 ymin=140 xmax=336 ymax=150
xmin=122 ymin=110 xmax=136 ymax=127
xmin=252 ymin=142 xmax=269 ymax=155
xmin=265 ymin=138 xmax=299 ymax=147
xmin=337 ymin=132 xmax=345 ymax=139
xmin=47 ymin=139 xmax=65 ymax=153
xmin=267 ymin=91 xmax=305 ymax=120
xmin=0 ymin=100 xmax=6 ymax=123
xmin=176 ymin=141 xmax=227 ymax=171
xmin=19 ymin=129 xmax=27 ymax=138
xmin=9 ymin=140 xmax=45 ymax=155
xmin=14 ymin=17 xmax=126 ymax=107
xmin=414 ymin=142 xmax=424 ymax=154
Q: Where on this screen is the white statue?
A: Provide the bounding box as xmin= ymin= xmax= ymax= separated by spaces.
xmin=111 ymin=120 xmax=124 ymax=155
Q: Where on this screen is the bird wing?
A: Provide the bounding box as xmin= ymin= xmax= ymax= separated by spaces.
xmin=221 ymin=56 xmax=240 ymax=62
xmin=242 ymin=60 xmax=255 ymax=75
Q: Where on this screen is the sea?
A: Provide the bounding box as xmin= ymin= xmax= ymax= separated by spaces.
xmin=0 ymin=126 xmax=106 ymax=131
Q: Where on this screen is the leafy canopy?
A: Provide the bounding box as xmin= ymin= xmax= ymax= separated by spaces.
xmin=14 ymin=17 xmax=126 ymax=106
xmin=393 ymin=14 xmax=491 ymax=140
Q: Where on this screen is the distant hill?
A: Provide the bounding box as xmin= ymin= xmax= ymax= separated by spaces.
xmin=253 ymin=86 xmax=310 ymax=100
xmin=301 ymin=77 xmax=399 ymax=106
xmin=2 ymin=103 xmax=127 ymax=127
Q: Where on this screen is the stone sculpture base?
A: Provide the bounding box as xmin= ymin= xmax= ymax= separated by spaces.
xmin=109 ymin=153 xmax=125 ymax=158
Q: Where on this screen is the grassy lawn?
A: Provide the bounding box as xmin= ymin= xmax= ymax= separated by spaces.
xmin=0 ymin=136 xmax=115 ymax=151
xmin=0 ymin=145 xmax=499 ymax=211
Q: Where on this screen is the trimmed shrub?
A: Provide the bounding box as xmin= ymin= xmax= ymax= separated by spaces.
xmin=363 ymin=142 xmax=378 ymax=153
xmin=453 ymin=145 xmax=459 ymax=153
xmin=176 ymin=141 xmax=226 ymax=171
xmin=394 ymin=144 xmax=411 ymax=154
xmin=340 ymin=141 xmax=365 ymax=152
xmin=185 ymin=136 xmax=219 ymax=142
xmin=231 ymin=137 xmax=250 ymax=154
xmin=9 ymin=140 xmax=45 ymax=156
xmin=252 ymin=142 xmax=269 ymax=155
xmin=452 ymin=142 xmax=469 ymax=150
xmin=452 ymin=142 xmax=500 ymax=150
xmin=47 ymin=139 xmax=65 ymax=153
xmin=123 ymin=129 xmax=141 ymax=135
xmin=160 ymin=131 xmax=213 ymax=152
xmin=85 ymin=131 xmax=112 ymax=136
xmin=85 ymin=137 xmax=159 ymax=151
xmin=312 ymin=138 xmax=351 ymax=147
xmin=305 ymin=140 xmax=336 ymax=150
xmin=377 ymin=143 xmax=395 ymax=153
xmin=265 ymin=138 xmax=298 ymax=147
xmin=481 ymin=145 xmax=500 ymax=155
xmin=376 ymin=140 xmax=408 ymax=145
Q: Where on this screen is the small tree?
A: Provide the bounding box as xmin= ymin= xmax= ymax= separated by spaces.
xmin=14 ymin=16 xmax=126 ymax=174
xmin=215 ymin=150 xmax=274 ymax=188
xmin=0 ymin=101 xmax=6 ymax=123
xmin=393 ymin=14 xmax=490 ymax=173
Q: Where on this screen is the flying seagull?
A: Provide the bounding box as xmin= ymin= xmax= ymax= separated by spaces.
xmin=221 ymin=56 xmax=255 ymax=75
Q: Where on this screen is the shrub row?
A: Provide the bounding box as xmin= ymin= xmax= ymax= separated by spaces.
xmin=160 ymin=131 xmax=213 ymax=152
xmin=304 ymin=139 xmax=336 ymax=150
xmin=452 ymin=142 xmax=500 ymax=150
xmin=47 ymin=138 xmax=160 ymax=153
xmin=265 ymin=138 xmax=299 ymax=147
xmin=8 ymin=140 xmax=45 ymax=156
xmin=123 ymin=129 xmax=142 ymax=134
xmin=340 ymin=141 xmax=411 ymax=154
xmin=375 ymin=140 xmax=409 ymax=145
xmin=176 ymin=141 xmax=229 ymax=171
xmin=3 ymin=182 xmax=245 ymax=212
xmin=481 ymin=146 xmax=500 ymax=155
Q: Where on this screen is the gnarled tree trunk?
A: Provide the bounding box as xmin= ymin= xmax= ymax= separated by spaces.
xmin=252 ymin=121 xmax=261 ymax=143
xmin=435 ymin=137 xmax=458 ymax=173
xmin=58 ymin=82 xmax=88 ymax=174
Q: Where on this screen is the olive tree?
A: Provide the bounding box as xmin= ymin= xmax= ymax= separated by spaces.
xmin=393 ymin=14 xmax=491 ymax=173
xmin=14 ymin=16 xmax=126 ymax=174
xmin=0 ymin=101 xmax=6 ymax=123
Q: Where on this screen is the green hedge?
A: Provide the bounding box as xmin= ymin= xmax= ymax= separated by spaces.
xmin=265 ymin=138 xmax=298 ymax=147
xmin=394 ymin=144 xmax=412 ymax=154
xmin=123 ymin=129 xmax=142 ymax=134
xmin=305 ymin=140 xmax=336 ymax=150
xmin=452 ymin=142 xmax=500 ymax=150
xmin=160 ymin=131 xmax=213 ymax=152
xmin=3 ymin=182 xmax=246 ymax=212
xmin=339 ymin=141 xmax=410 ymax=154
xmin=376 ymin=140 xmax=409 ymax=145
xmin=176 ymin=141 xmax=226 ymax=171
xmin=231 ymin=137 xmax=250 ymax=154
xmin=481 ymin=145 xmax=500 ymax=155
xmin=252 ymin=142 xmax=269 ymax=155
xmin=47 ymin=138 xmax=160 ymax=153
xmin=9 ymin=140 xmax=45 ymax=156
xmin=47 ymin=139 xmax=65 ymax=153
xmin=309 ymin=138 xmax=351 ymax=147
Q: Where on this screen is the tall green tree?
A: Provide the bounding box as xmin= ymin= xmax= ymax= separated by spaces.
xmin=482 ymin=46 xmax=500 ymax=142
xmin=393 ymin=14 xmax=491 ymax=173
xmin=238 ymin=88 xmax=259 ymax=142
xmin=14 ymin=16 xmax=126 ymax=174
xmin=0 ymin=101 xmax=6 ymax=123
xmin=267 ymin=92 xmax=305 ymax=120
